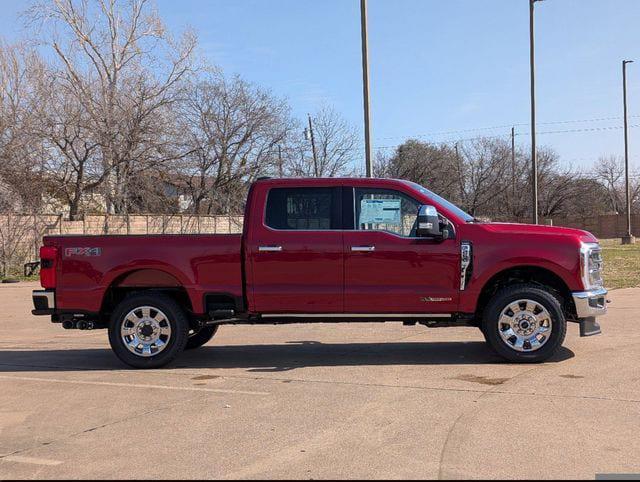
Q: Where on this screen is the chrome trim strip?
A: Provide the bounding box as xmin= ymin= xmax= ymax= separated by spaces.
xmin=460 ymin=241 xmax=472 ymax=290
xmin=262 ymin=313 xmax=452 ymax=318
xmin=351 ymin=246 xmax=375 ymax=252
xmin=258 ymin=246 xmax=283 ymax=252
xmin=572 ymin=288 xmax=608 ymax=318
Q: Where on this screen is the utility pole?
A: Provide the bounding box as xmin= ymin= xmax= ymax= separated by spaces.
xmin=511 ymin=127 xmax=516 ymax=214
xmin=623 ymin=60 xmax=635 ymax=244
xmin=529 ymin=0 xmax=543 ymax=225
xmin=307 ymin=114 xmax=319 ymax=177
xmin=277 ymin=145 xmax=284 ymax=178
xmin=360 ymin=0 xmax=373 ymax=177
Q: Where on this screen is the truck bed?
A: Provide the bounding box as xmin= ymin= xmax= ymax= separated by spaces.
xmin=44 ymin=234 xmax=243 ymax=315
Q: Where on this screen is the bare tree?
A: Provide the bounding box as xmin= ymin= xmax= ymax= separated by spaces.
xmin=286 ymin=106 xmax=358 ymax=177
xmin=32 ymin=68 xmax=105 ymax=220
xmin=27 ymin=0 xmax=198 ymax=213
xmin=594 ymin=156 xmax=625 ymax=214
xmin=176 ymin=74 xmax=294 ymax=214
xmin=456 ymin=138 xmax=512 ymax=216
xmin=377 ymin=139 xmax=459 ymax=199
xmin=534 ymin=149 xmax=580 ymax=218
xmin=0 ymin=41 xmax=46 ymax=210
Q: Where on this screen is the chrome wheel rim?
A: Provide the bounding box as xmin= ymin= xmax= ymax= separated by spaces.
xmin=498 ymin=299 xmax=552 ymax=352
xmin=120 ymin=306 xmax=172 ymax=357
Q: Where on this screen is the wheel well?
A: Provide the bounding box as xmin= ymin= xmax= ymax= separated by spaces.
xmin=101 ymin=286 xmax=194 ymax=322
xmin=475 ymin=266 xmax=576 ymax=321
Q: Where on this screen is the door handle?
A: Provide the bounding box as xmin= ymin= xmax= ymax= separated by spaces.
xmin=351 ymin=246 xmax=375 ymax=252
xmin=258 ymin=246 xmax=283 ymax=252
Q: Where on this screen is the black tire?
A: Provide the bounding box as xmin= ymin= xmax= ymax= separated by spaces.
xmin=482 ymin=284 xmax=567 ymax=363
xmin=185 ymin=325 xmax=218 ymax=350
xmin=108 ymin=293 xmax=189 ymax=369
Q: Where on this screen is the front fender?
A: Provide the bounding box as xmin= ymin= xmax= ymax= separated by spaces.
xmin=460 ymin=256 xmax=582 ymax=314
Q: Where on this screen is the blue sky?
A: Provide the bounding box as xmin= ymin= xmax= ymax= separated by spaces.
xmin=1 ymin=0 xmax=639 ymax=171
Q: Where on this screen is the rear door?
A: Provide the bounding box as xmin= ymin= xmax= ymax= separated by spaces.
xmin=247 ymin=185 xmax=344 ymax=313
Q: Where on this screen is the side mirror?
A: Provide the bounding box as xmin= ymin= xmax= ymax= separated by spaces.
xmin=416 ymin=205 xmax=442 ymax=238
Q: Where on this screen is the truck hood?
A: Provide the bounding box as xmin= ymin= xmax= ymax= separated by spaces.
xmin=474 ymin=222 xmax=598 ymax=242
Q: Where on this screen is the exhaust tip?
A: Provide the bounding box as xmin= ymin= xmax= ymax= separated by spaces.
xmin=62 ymin=320 xmax=75 ymax=330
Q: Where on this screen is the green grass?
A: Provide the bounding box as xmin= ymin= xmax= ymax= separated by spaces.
xmin=0 ymin=274 xmax=39 ymax=283
xmin=600 ymin=239 xmax=640 ymax=290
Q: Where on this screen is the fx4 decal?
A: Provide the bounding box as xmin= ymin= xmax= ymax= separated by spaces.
xmin=65 ymin=247 xmax=102 ymax=257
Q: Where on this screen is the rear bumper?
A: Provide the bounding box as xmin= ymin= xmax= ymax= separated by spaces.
xmin=572 ymin=288 xmax=608 ymax=337
xmin=32 ymin=290 xmax=55 ymax=316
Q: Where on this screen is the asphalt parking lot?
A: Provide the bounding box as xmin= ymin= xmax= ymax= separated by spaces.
xmin=0 ymin=282 xmax=639 ymax=479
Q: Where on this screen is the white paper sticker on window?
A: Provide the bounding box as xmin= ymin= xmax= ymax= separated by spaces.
xmin=360 ymin=199 xmax=401 ymax=225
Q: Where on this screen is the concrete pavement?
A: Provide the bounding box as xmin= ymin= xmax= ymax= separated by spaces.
xmin=0 ymin=282 xmax=639 ymax=479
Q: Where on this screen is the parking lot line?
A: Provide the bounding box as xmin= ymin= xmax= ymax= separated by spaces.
xmin=0 ymin=375 xmax=270 ymax=396
xmin=1 ymin=455 xmax=63 ymax=466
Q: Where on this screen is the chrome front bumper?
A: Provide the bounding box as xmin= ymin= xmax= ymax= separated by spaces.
xmin=572 ymin=288 xmax=608 ymax=318
xmin=572 ymin=288 xmax=608 ymax=337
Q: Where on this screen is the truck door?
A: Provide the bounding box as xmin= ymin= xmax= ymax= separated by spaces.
xmin=343 ymin=187 xmax=459 ymax=314
xmin=247 ymin=186 xmax=344 ymax=313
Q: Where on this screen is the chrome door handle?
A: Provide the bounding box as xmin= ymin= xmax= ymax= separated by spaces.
xmin=258 ymin=246 xmax=283 ymax=252
xmin=351 ymin=246 xmax=375 ymax=252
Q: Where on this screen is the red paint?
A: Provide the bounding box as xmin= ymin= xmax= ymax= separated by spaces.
xmin=40 ymin=178 xmax=598 ymax=317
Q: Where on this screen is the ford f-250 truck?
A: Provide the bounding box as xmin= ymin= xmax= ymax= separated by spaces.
xmin=31 ymin=177 xmax=608 ymax=368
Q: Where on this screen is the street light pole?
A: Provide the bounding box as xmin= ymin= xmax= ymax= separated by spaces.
xmin=307 ymin=114 xmax=319 ymax=177
xmin=360 ymin=0 xmax=373 ymax=177
xmin=622 ymin=60 xmax=635 ymax=244
xmin=529 ymin=0 xmax=543 ymax=225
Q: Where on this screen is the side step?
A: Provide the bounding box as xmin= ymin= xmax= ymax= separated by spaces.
xmin=208 ymin=309 xmax=236 ymax=320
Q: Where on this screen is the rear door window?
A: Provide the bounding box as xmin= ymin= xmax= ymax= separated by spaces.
xmin=265 ymin=187 xmax=341 ymax=230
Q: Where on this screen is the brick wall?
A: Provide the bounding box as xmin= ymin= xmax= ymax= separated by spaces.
xmin=0 ymin=212 xmax=635 ymax=277
xmin=0 ymin=214 xmax=244 ymax=276
xmin=544 ymin=214 xmax=640 ymax=239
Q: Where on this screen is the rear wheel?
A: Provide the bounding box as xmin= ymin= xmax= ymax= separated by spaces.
xmin=108 ymin=293 xmax=189 ymax=369
xmin=482 ymin=284 xmax=566 ymax=363
xmin=185 ymin=325 xmax=218 ymax=350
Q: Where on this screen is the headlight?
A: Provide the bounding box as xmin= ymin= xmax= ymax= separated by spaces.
xmin=580 ymin=242 xmax=604 ymax=290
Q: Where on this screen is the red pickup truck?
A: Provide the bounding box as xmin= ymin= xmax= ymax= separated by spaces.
xmin=32 ymin=177 xmax=607 ymax=368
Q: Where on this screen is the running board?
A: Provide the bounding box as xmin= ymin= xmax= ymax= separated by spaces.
xmin=260 ymin=313 xmax=452 ymax=319
xmin=202 ymin=312 xmax=476 ymax=327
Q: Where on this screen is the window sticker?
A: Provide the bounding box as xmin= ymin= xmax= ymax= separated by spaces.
xmin=359 ymin=199 xmax=401 ymax=225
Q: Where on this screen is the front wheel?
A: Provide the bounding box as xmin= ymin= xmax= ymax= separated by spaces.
xmin=482 ymin=284 xmax=566 ymax=363
xmin=108 ymin=293 xmax=189 ymax=369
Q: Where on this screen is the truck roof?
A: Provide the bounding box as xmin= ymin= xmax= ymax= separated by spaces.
xmin=253 ymin=177 xmax=410 ymax=187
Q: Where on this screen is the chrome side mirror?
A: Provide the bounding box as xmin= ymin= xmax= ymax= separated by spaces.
xmin=416 ymin=205 xmax=442 ymax=238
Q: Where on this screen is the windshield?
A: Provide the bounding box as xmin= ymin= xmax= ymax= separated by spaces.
xmin=403 ymin=181 xmax=475 ymax=222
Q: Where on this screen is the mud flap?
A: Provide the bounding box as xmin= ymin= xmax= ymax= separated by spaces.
xmin=580 ymin=316 xmax=602 ymax=337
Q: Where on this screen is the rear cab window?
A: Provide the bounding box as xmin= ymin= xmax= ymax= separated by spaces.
xmin=265 ymin=187 xmax=342 ymax=230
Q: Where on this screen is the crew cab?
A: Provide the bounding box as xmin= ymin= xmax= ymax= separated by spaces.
xmin=32 ymin=178 xmax=608 ymax=368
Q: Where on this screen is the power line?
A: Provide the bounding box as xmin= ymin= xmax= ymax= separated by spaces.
xmin=370 ymin=124 xmax=640 ymax=152
xmin=374 ymin=114 xmax=640 ymax=142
